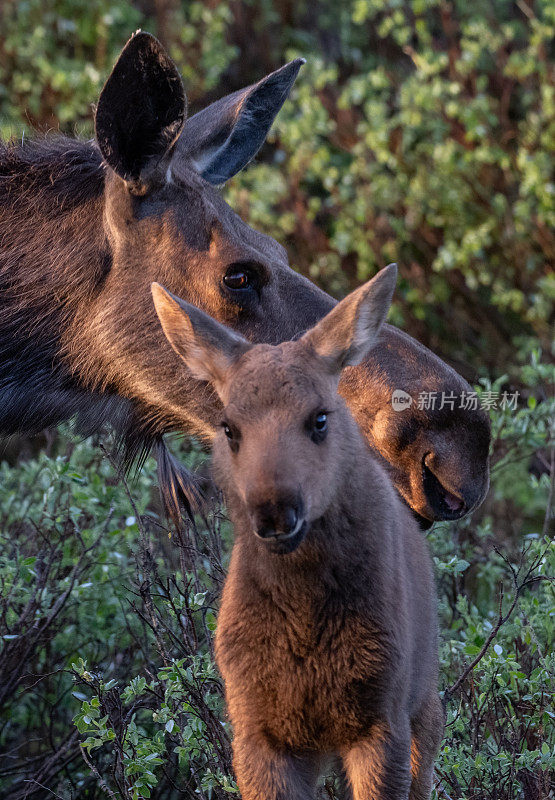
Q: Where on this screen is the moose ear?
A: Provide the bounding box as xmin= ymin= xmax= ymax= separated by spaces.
xmin=152 ymin=283 xmax=249 ymax=397
xmin=302 ymin=264 xmax=398 ymax=373
xmin=95 ymin=31 xmax=186 ymax=185
xmin=176 ymin=59 xmax=305 ymax=185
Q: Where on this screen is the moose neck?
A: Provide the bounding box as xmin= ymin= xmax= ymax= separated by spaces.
xmin=0 ymin=138 xmax=117 ymax=436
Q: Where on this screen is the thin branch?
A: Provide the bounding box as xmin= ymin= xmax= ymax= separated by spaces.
xmin=445 ymin=538 xmax=553 ymax=701
xmin=79 ymin=745 xmax=119 ymax=800
xmin=446 ymin=585 xmax=513 ymax=699
xmin=434 ymin=772 xmax=455 ymax=800
xmin=21 ymin=780 xmax=66 ymax=800
xmin=542 ymin=445 xmax=554 ymax=540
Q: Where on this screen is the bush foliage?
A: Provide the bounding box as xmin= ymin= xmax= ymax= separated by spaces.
xmin=0 ymin=1 xmax=553 ymax=798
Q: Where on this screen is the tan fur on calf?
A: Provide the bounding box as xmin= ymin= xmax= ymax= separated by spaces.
xmin=153 ymin=265 xmax=444 ymax=799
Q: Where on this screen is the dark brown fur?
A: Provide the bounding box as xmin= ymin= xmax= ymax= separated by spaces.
xmin=153 ymin=267 xmax=443 ymax=799
xmin=0 ymin=32 xmax=490 ymax=525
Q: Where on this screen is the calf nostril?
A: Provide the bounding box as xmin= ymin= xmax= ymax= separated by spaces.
xmin=252 ymin=497 xmax=303 ymax=539
xmin=254 ymin=515 xmax=276 ymax=539
xmin=253 ymin=504 xmax=278 ymax=539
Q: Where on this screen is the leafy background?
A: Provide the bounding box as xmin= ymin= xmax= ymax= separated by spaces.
xmin=0 ymin=1 xmax=553 ymax=798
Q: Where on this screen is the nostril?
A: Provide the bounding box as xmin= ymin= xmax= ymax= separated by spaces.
xmin=252 ymin=497 xmax=304 ymax=539
xmin=254 ymin=513 xmax=276 ymax=539
xmin=256 ymin=524 xmax=275 ymax=540
xmin=443 ymin=490 xmax=465 ymax=514
xmin=282 ymin=506 xmax=298 ymax=534
xmin=253 ymin=503 xmax=279 ymax=539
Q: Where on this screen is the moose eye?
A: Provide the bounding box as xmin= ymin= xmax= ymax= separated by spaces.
xmin=223 ymin=270 xmax=251 ymax=290
xmin=315 ymin=413 xmax=327 ymax=431
xmin=222 ymin=261 xmax=263 ymax=294
xmin=307 ymin=411 xmax=329 ymax=444
xmin=221 ymin=421 xmax=240 ymax=453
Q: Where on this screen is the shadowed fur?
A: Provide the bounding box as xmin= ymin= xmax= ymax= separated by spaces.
xmin=152 ymin=265 xmax=443 ymax=799
xmin=0 ymin=31 xmax=490 ymax=526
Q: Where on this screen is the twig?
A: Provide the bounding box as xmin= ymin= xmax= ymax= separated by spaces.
xmin=99 ymin=444 xmax=170 ymax=664
xmin=516 ymin=0 xmax=535 ymax=19
xmin=79 ymin=745 xmax=119 ymax=800
xmin=542 ymin=445 xmax=554 ymax=540
xmin=446 ymin=585 xmax=513 ymax=699
xmin=434 ymin=772 xmax=455 ymax=800
xmin=445 ymin=541 xmax=553 ymax=700
xmin=21 ymin=780 xmax=66 ymax=799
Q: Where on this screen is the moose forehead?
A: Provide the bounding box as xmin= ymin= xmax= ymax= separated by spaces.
xmin=223 ymin=342 xmax=334 ymax=420
xmin=110 ymin=166 xmax=289 ymax=265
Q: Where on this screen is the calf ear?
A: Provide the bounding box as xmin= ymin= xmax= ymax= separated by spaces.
xmin=177 ymin=59 xmax=305 ymax=185
xmin=302 ymin=264 xmax=398 ymax=373
xmin=151 ymin=283 xmax=249 ymax=398
xmin=95 ymin=31 xmax=186 ymax=186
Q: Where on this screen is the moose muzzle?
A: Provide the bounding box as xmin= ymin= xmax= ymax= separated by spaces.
xmin=250 ymin=494 xmax=307 ymax=554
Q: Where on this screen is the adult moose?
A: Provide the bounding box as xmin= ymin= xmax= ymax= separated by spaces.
xmin=0 ymin=32 xmax=490 ymax=525
xmin=152 ymin=265 xmax=443 ymax=800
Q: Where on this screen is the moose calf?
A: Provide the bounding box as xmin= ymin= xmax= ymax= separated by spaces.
xmin=152 ymin=264 xmax=443 ymax=800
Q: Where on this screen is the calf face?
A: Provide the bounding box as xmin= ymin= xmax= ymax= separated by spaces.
xmin=152 ymin=267 xmax=443 ymax=800
xmin=151 ymin=265 xmax=397 ymax=553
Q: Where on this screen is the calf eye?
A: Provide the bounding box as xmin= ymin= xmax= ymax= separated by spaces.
xmin=307 ymin=411 xmax=329 ymax=444
xmin=315 ymin=413 xmax=327 ymax=431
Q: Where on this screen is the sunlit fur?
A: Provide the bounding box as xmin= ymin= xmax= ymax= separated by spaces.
xmin=213 ymin=344 xmax=444 ymax=799
xmin=152 ymin=273 xmax=445 ymax=799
